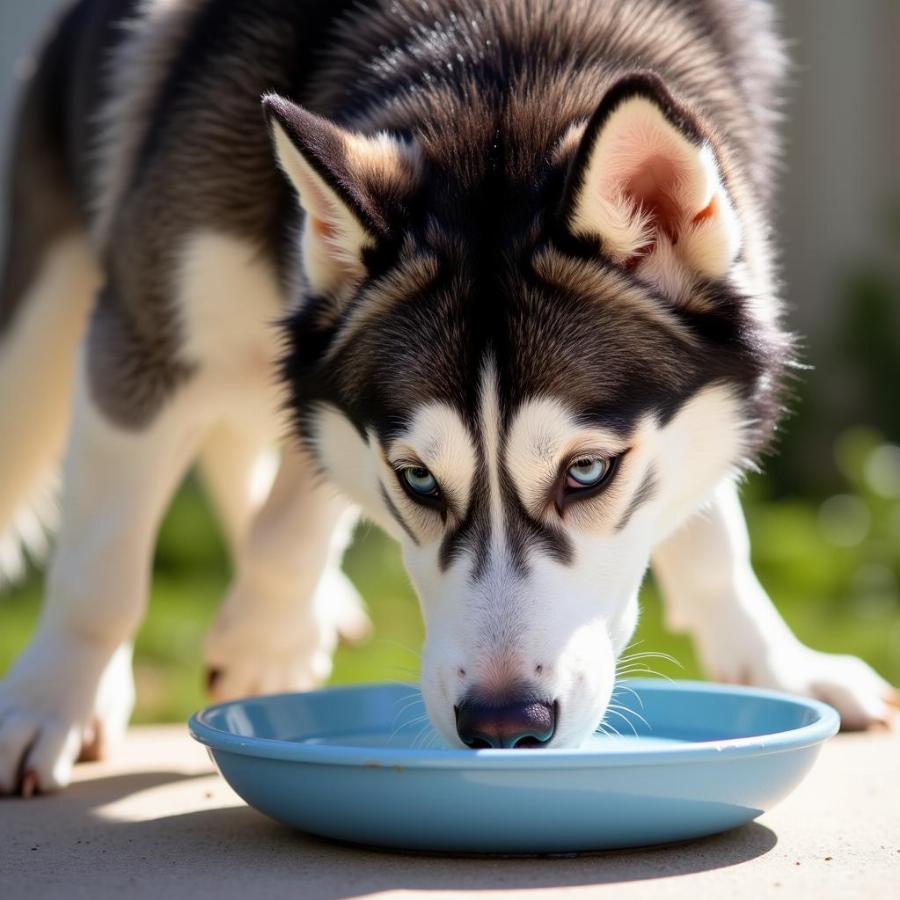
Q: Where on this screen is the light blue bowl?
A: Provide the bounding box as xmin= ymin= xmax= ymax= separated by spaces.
xmin=189 ymin=679 xmax=838 ymax=853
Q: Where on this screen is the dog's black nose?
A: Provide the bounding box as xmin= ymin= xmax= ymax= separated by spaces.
xmin=454 ymin=695 xmax=556 ymax=749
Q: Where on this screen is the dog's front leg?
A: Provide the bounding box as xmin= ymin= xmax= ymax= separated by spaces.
xmin=203 ymin=446 xmax=368 ymax=701
xmin=651 ymin=480 xmax=896 ymax=729
xmin=0 ymin=367 xmax=204 ymax=795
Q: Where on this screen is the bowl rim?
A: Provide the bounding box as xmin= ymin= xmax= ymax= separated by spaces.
xmin=188 ymin=679 xmax=840 ymax=770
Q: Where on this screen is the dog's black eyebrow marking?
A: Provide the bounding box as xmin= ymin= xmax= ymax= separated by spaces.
xmin=438 ymin=457 xmax=490 ymax=576
xmin=439 ymin=427 xmax=575 ymax=579
xmin=615 ymin=467 xmax=658 ymax=533
xmin=379 ymin=485 xmax=419 ymax=546
xmin=500 ymin=464 xmax=574 ymax=573
xmin=574 ymin=407 xmax=643 ymax=438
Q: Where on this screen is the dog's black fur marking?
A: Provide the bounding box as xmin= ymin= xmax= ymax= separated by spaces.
xmin=379 ymin=484 xmax=419 ymax=546
xmin=5 ymin=0 xmax=789 ymax=512
xmin=615 ymin=467 xmax=659 ymax=533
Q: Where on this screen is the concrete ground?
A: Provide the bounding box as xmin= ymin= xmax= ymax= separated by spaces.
xmin=0 ymin=725 xmax=897 ymax=900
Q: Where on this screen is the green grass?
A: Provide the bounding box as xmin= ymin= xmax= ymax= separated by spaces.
xmin=1 ymin=469 xmax=898 ymax=724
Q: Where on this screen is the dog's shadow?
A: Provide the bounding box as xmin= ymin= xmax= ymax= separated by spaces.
xmin=5 ymin=766 xmax=778 ymax=897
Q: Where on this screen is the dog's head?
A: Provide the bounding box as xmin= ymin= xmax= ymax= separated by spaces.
xmin=263 ymin=75 xmax=786 ymax=748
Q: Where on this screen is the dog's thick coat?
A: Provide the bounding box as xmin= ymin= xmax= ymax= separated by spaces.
xmin=0 ymin=0 xmax=894 ymax=792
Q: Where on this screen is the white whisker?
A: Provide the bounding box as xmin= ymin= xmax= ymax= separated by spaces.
xmin=604 ymin=706 xmax=640 ymax=736
xmin=608 ymin=702 xmax=650 ymax=731
xmin=615 ymin=665 xmax=676 ymax=683
xmin=617 ymin=650 xmax=683 ymax=669
xmin=598 ymin=717 xmax=621 ymax=737
xmin=612 ymin=682 xmax=645 ymax=710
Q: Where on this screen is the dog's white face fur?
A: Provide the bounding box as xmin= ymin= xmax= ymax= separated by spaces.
xmin=309 ymin=374 xmax=745 ymax=747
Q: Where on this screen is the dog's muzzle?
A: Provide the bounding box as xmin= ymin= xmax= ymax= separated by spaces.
xmin=454 ymin=692 xmax=557 ymax=749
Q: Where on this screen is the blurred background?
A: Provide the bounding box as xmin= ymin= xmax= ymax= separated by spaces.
xmin=1 ymin=1 xmax=899 ymax=722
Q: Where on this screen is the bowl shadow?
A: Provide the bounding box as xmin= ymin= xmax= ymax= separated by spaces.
xmin=1 ymin=767 xmax=778 ymax=899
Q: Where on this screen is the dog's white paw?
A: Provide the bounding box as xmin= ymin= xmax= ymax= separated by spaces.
xmin=708 ymin=641 xmax=897 ymax=730
xmin=204 ymin=570 xmax=364 ymax=702
xmin=0 ymin=634 xmax=134 ymax=796
xmin=774 ymin=650 xmax=897 ymax=730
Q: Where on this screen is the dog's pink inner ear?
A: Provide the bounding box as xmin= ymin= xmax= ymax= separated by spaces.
xmin=566 ymin=88 xmax=741 ymax=288
xmin=310 ymin=216 xmax=334 ymax=239
xmin=295 ymin=174 xmax=343 ymax=242
xmin=624 ymin=154 xmax=683 ymax=243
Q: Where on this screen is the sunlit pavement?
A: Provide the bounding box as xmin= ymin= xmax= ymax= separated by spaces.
xmin=0 ymin=724 xmax=897 ymax=900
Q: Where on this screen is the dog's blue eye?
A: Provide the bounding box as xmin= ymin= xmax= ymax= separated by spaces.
xmin=402 ymin=465 xmax=439 ymax=496
xmin=566 ymin=457 xmax=610 ymax=489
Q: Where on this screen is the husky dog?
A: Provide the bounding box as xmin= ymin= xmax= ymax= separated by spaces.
xmin=0 ymin=0 xmax=894 ymax=794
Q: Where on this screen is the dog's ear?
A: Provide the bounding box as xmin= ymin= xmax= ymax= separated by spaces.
xmin=559 ymin=74 xmax=741 ymax=300
xmin=263 ymin=94 xmax=419 ymax=295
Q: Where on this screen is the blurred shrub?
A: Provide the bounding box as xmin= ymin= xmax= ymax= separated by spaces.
xmin=742 ymin=429 xmax=900 ymax=684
